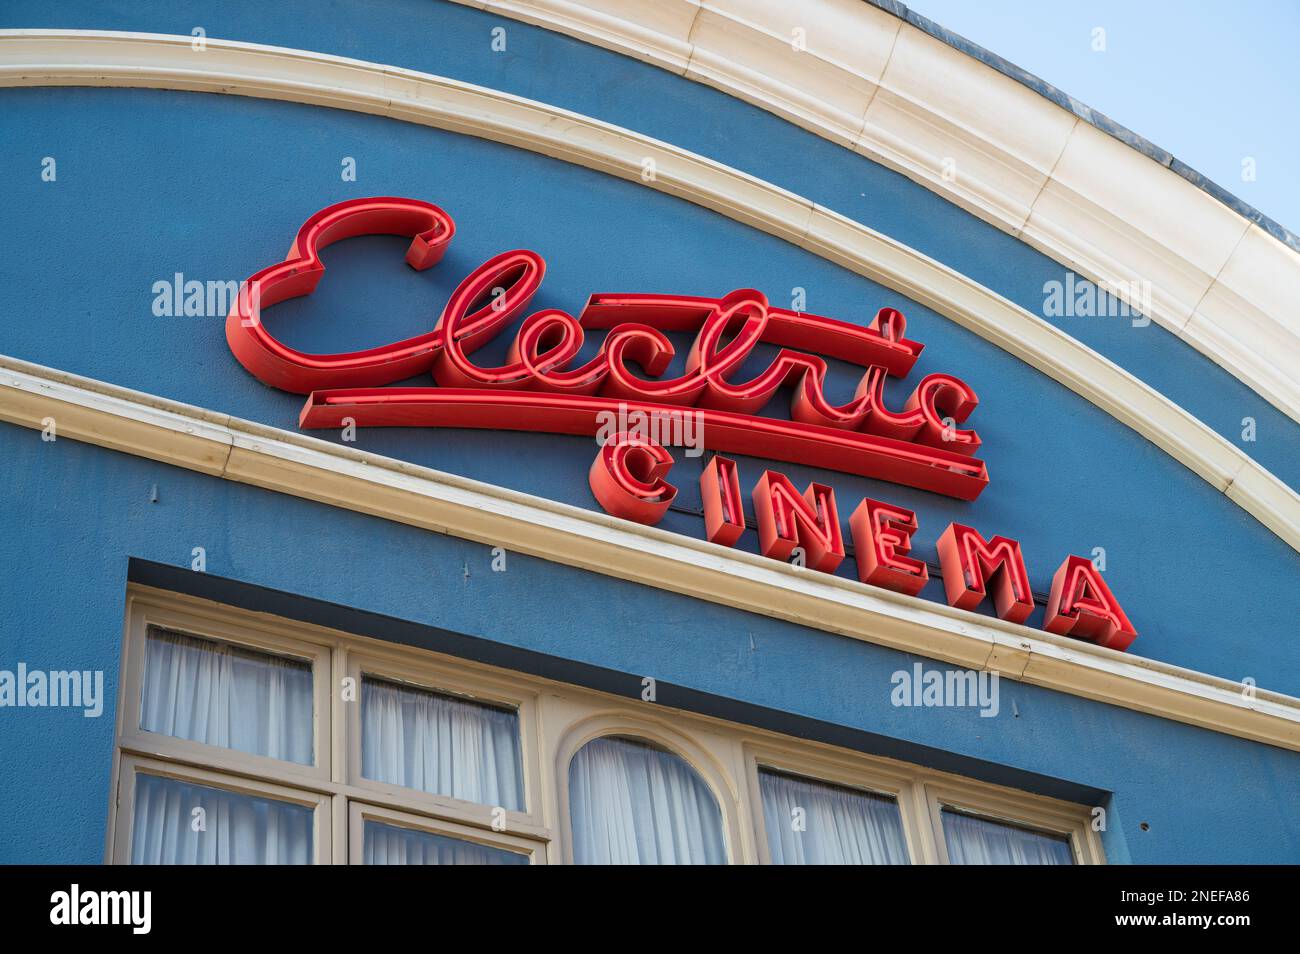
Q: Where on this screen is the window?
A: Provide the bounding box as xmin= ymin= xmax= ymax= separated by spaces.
xmin=568 ymin=736 xmax=726 ymax=864
xmin=110 ymin=587 xmax=1105 ymax=864
xmin=360 ymin=675 xmax=524 ymax=810
xmin=758 ymin=768 xmax=909 ymax=864
xmin=922 ymin=779 xmax=1101 ymax=865
xmin=363 ymin=821 xmax=529 ymax=865
xmin=347 ymin=802 xmax=540 ymax=865
xmin=941 ymin=809 xmax=1075 ymax=865
xmin=141 ymin=627 xmax=313 ymax=764
xmin=111 ymin=592 xmax=541 ymax=864
xmin=131 ymin=772 xmax=314 ymax=865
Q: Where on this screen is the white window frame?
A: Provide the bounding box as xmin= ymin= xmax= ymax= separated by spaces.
xmin=343 ymin=647 xmax=545 ymax=835
xmin=347 ymin=801 xmax=543 ymax=865
xmin=924 ymin=778 xmax=1105 ymax=865
xmin=108 ymin=586 xmax=1106 ymax=865
xmin=552 ymin=712 xmax=745 ymax=865
xmin=111 ymin=754 xmax=333 ymax=865
xmin=117 ymin=596 xmax=333 ymax=787
xmin=745 ymin=743 xmax=932 ymax=864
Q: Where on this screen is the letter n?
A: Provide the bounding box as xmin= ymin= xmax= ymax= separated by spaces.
xmin=936 ymin=523 xmax=1033 ymax=623
xmin=752 ymin=471 xmax=844 ymax=572
xmin=1043 ymin=555 xmax=1137 ymax=651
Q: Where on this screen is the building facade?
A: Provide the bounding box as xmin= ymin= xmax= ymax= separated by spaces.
xmin=0 ymin=0 xmax=1298 ymax=865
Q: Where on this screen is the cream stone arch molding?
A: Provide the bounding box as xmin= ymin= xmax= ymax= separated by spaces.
xmin=550 ymin=711 xmax=749 ymax=863
xmin=453 ymin=0 xmax=1300 ymax=427
xmin=0 ymin=29 xmax=1295 ymax=552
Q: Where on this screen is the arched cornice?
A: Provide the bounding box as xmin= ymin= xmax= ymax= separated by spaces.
xmin=454 ymin=1 xmax=1300 ymax=425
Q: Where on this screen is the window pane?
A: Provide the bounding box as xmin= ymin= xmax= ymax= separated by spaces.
xmin=759 ymin=768 xmax=909 ymax=864
xmin=361 ymin=676 xmax=524 ymax=811
xmin=942 ymin=808 xmax=1074 ymax=864
xmin=569 ymin=736 xmax=726 ymax=864
xmin=140 ymin=628 xmax=313 ymax=764
xmin=131 ymin=773 xmax=313 ymax=864
xmin=362 ymin=820 xmax=528 ymax=865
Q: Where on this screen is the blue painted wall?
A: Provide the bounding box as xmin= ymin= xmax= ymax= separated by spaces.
xmin=0 ymin=0 xmax=1297 ymax=864
xmin=1 ymin=424 xmax=1298 ymax=863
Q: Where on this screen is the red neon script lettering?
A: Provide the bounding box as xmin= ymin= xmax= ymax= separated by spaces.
xmin=225 ymin=198 xmax=989 ymax=500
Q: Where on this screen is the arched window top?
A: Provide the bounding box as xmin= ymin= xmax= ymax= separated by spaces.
xmin=568 ymin=734 xmax=727 ymax=865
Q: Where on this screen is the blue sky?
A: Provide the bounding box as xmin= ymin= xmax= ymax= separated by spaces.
xmin=908 ymin=0 xmax=1300 ymax=233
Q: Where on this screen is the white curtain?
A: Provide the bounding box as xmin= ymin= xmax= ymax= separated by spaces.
xmin=140 ymin=628 xmax=313 ymax=764
xmin=759 ymin=769 xmax=909 ymax=864
xmin=361 ymin=677 xmax=524 ymax=811
xmin=568 ymin=736 xmax=726 ymax=865
xmin=942 ymin=810 xmax=1074 ymax=864
xmin=363 ymin=821 xmax=528 ymax=865
xmin=131 ymin=774 xmax=312 ymax=864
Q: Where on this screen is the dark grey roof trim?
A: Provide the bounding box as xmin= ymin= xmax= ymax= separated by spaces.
xmin=867 ymin=0 xmax=1300 ymax=252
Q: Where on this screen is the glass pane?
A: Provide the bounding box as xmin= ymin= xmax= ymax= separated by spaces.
xmin=569 ymin=736 xmax=727 ymax=864
xmin=362 ymin=820 xmax=528 ymax=865
xmin=131 ymin=773 xmax=313 ymax=864
xmin=140 ymin=628 xmax=313 ymax=764
xmin=759 ymin=768 xmax=909 ymax=864
xmin=361 ymin=676 xmax=524 ymax=811
xmin=941 ymin=808 xmax=1074 ymax=864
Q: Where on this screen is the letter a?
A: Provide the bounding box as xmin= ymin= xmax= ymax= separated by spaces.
xmin=1043 ymin=555 xmax=1137 ymax=651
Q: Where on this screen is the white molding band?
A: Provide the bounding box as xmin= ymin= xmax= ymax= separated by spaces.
xmin=455 ymin=0 xmax=1300 ymax=425
xmin=0 ymin=29 xmax=1296 ymax=556
xmin=2 ymin=354 xmax=1298 ymax=753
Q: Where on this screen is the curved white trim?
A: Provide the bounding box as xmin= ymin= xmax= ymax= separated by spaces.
xmin=458 ymin=1 xmax=1300 ymax=425
xmin=2 ymin=355 xmax=1298 ymax=752
xmin=0 ymin=29 xmax=1295 ymax=555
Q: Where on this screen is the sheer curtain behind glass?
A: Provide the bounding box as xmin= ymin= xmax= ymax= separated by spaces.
xmin=131 ymin=774 xmax=312 ymax=864
xmin=140 ymin=628 xmax=313 ymax=764
xmin=363 ymin=821 xmax=528 ymax=865
xmin=568 ymin=736 xmax=726 ymax=864
xmin=759 ymin=768 xmax=909 ymax=864
xmin=942 ymin=809 xmax=1074 ymax=864
xmin=361 ymin=676 xmax=524 ymax=811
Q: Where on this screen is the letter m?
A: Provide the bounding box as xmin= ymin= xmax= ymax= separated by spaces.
xmin=936 ymin=523 xmax=1033 ymax=623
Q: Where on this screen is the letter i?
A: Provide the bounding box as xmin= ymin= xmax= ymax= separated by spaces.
xmin=701 ymin=455 xmax=745 ymax=546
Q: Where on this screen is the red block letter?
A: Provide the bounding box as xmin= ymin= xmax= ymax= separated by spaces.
xmin=700 ymin=455 xmax=745 ymax=547
xmin=936 ymin=523 xmax=1033 ymax=623
xmin=850 ymin=498 xmax=928 ymax=596
xmin=589 ymin=433 xmax=677 ymax=526
xmin=1043 ymin=555 xmax=1138 ymax=651
xmin=752 ymin=472 xmax=844 ymax=573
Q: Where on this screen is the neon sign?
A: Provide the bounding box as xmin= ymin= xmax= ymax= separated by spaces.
xmin=226 ymin=197 xmax=986 ymax=500
xmin=225 ymin=197 xmax=1136 ymax=651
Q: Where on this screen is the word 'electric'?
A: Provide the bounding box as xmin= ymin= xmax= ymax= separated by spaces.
xmin=225 ymin=197 xmax=1136 ymax=651
xmin=226 ymin=197 xmax=986 ymax=500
